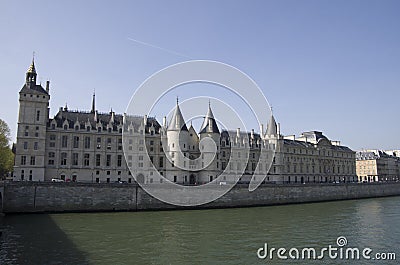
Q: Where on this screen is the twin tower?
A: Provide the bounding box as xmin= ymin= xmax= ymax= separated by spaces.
xmin=161 ymin=100 xmax=221 ymax=184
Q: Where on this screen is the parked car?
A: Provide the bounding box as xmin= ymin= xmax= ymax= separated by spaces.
xmin=51 ymin=178 xmax=64 ymax=182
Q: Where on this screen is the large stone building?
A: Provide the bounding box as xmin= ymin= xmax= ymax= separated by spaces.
xmin=356 ymin=150 xmax=400 ymax=182
xmin=13 ymin=59 xmax=357 ymax=184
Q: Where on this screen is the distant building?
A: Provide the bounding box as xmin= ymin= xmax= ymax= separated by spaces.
xmin=356 ymin=150 xmax=400 ymax=182
xmin=13 ymin=59 xmax=357 ymax=184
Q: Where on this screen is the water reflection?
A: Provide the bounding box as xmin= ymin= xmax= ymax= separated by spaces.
xmin=1 ymin=197 xmax=399 ymax=265
xmin=0 ymin=214 xmax=89 ymax=265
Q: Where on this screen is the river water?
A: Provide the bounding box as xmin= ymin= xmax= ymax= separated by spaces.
xmin=0 ymin=196 xmax=399 ymax=265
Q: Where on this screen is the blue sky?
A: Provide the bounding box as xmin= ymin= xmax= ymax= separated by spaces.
xmin=1 ymin=0 xmax=399 ymax=150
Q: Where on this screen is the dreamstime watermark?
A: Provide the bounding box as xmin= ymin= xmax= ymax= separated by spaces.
xmin=257 ymin=236 xmax=396 ymax=261
xmin=123 ymin=60 xmax=276 ymax=206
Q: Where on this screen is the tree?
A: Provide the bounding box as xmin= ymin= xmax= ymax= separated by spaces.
xmin=0 ymin=119 xmax=14 ymax=179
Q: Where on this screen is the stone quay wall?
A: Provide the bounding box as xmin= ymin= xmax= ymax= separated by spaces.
xmin=1 ymin=182 xmax=400 ymax=213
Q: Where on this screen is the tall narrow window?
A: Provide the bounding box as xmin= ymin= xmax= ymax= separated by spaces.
xmin=84 ymin=154 xmax=90 ymax=166
xmin=61 ymin=135 xmax=68 ymax=148
xmin=73 ymin=136 xmax=79 ymax=148
xmin=96 ymin=154 xmax=101 ymax=167
xmin=61 ymin=153 xmax=67 ymax=165
xmin=72 ymin=153 xmax=79 ymax=166
xmin=106 ymin=155 xmax=111 ymax=167
xmin=84 ymin=137 xmax=91 ymax=149
xmin=107 ymin=138 xmax=112 ymax=150
xmin=97 ymin=137 xmax=101 ymax=149
xmin=117 ymin=155 xmax=122 ymax=167
xmin=21 ymin=155 xmax=26 ymax=165
xmin=36 ymin=110 xmax=40 ymax=121
xmin=30 ymin=156 xmax=36 ymax=165
xmin=48 ymin=152 xmax=55 ymax=165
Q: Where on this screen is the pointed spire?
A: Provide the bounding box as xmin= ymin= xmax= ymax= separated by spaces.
xmin=167 ymin=98 xmax=188 ymax=131
xmin=199 ymin=101 xmax=219 ymax=134
xmin=26 ymin=53 xmax=37 ymax=86
xmin=91 ymin=90 xmax=96 ymax=113
xmin=110 ymin=108 xmax=115 ymax=123
xmin=27 ymin=53 xmax=36 ymax=74
xmin=266 ymin=113 xmax=277 ymax=136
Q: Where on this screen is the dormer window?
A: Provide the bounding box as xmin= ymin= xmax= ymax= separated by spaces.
xmin=98 ymin=127 xmax=101 ymax=132
xmin=86 ymin=126 xmax=90 ymax=132
xmin=108 ymin=128 xmax=112 ymax=133
xmin=51 ymin=124 xmax=55 ymax=129
xmin=64 ymin=125 xmax=68 ymax=130
xmin=75 ymin=125 xmax=79 ymax=131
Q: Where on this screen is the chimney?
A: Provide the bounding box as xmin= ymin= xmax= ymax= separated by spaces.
xmin=46 ymin=80 xmax=50 ymax=93
xmin=163 ymin=116 xmax=167 ymax=127
xmin=260 ymin=124 xmax=264 ymax=136
xmin=236 ymin=128 xmax=240 ymax=138
xmin=277 ymin=123 xmax=281 ymax=136
xmin=143 ymin=115 xmax=147 ymax=125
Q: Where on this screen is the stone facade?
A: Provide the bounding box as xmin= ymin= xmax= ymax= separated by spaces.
xmin=356 ymin=150 xmax=400 ymax=182
xmin=13 ymin=60 xmax=357 ymax=184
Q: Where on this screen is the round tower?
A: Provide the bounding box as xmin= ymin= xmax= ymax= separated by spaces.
xmin=166 ymin=99 xmax=190 ymax=184
xmin=198 ymin=102 xmax=220 ymax=183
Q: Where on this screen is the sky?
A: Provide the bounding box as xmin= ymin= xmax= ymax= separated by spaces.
xmin=0 ymin=0 xmax=399 ymax=150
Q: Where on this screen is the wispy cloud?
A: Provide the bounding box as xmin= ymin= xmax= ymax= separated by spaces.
xmin=128 ymin=37 xmax=193 ymax=59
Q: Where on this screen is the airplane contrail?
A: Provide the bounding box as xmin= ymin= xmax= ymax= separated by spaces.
xmin=127 ymin=37 xmax=193 ymax=59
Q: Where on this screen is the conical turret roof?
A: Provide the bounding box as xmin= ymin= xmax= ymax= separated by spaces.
xmin=199 ymin=103 xmax=219 ymax=134
xmin=167 ymin=100 xmax=188 ymax=131
xmin=266 ymin=114 xmax=277 ymax=136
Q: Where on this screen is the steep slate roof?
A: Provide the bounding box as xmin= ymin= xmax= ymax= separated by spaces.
xmin=266 ymin=114 xmax=277 ymax=135
xmin=50 ymin=110 xmax=160 ymax=133
xmin=220 ymin=130 xmax=262 ymax=146
xmin=20 ymin=84 xmax=48 ymax=95
xmin=199 ymin=105 xmax=220 ymax=134
xmin=167 ymin=103 xmax=188 ymax=131
xmin=356 ymin=150 xmax=396 ymax=160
